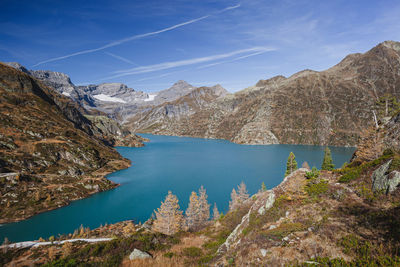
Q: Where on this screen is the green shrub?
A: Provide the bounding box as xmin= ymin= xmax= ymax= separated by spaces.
xmin=41 ymin=259 xmax=78 ymax=267
xmin=263 ymin=222 xmax=305 ymax=240
xmin=338 ymin=168 xmax=361 ymax=183
xmin=305 ymin=180 xmax=329 ymax=198
xmin=163 ymin=252 xmax=174 ymax=258
xmin=305 ymin=167 xmax=320 ymax=179
xmin=182 ymin=247 xmax=203 ymax=257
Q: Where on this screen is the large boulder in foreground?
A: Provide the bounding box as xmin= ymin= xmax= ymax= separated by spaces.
xmin=372 ymin=160 xmax=400 ymax=193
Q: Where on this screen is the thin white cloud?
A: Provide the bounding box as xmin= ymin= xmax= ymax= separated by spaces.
xmin=197 ymin=50 xmax=268 ymax=69
xmin=220 ymin=3 xmax=241 ymax=11
xmin=104 ymin=47 xmax=275 ymax=80
xmin=104 ymin=52 xmax=139 ymax=66
xmin=32 ymin=4 xmax=241 ymax=67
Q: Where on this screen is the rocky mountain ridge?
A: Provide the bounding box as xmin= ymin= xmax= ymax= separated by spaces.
xmin=0 ymin=63 xmax=133 ymax=223
xmin=130 ymin=41 xmax=400 ymax=147
xmin=4 ymin=62 xmax=203 ymax=123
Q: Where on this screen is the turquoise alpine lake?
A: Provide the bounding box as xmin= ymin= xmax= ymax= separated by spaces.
xmin=0 ymin=134 xmax=355 ymax=242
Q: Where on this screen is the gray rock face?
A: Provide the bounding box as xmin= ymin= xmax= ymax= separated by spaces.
xmin=30 ymin=70 xmax=75 ymax=95
xmin=129 ymin=249 xmax=152 ymax=260
xmin=154 ymin=80 xmax=196 ymax=104
xmin=77 ymin=83 xmax=149 ymax=104
xmin=4 ymin=62 xmax=30 ymax=74
xmin=372 ymin=160 xmax=400 ymax=193
xmin=127 ymin=85 xmax=229 ymax=131
xmin=383 ymin=113 xmax=400 ymax=152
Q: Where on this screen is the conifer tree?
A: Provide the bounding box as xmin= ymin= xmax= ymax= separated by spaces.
xmin=212 ymin=203 xmax=220 ymax=220
xmin=321 ymin=147 xmax=335 ymax=171
xmin=237 ymin=181 xmax=249 ymax=203
xmin=185 ymin=191 xmax=200 ymax=231
xmin=153 ymin=191 xmax=183 ymax=235
xmin=229 ymin=182 xmax=250 ymax=210
xmin=198 ymin=185 xmax=210 ymax=224
xmin=229 ymin=188 xmax=238 ymax=211
xmin=261 ymin=182 xmax=267 ymax=192
xmin=285 ymin=152 xmax=298 ymax=176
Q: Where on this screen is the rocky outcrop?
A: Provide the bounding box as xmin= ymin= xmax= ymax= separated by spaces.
xmin=129 ymin=248 xmax=152 ymax=260
xmin=29 ymin=70 xmax=75 ymax=95
xmin=127 ymin=85 xmax=228 ymax=132
xmin=85 ymin=115 xmax=148 ymax=147
xmin=0 ymin=63 xmax=131 ymax=223
xmin=372 ymin=160 xmax=400 ymax=193
xmin=383 ymin=112 xmax=400 ymax=152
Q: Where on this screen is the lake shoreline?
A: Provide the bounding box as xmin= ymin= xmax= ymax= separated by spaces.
xmin=1 ymin=134 xmax=355 ymax=242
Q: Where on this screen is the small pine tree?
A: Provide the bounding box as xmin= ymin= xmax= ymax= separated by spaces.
xmin=153 ymin=191 xmax=183 ymax=235
xmin=261 ymin=182 xmax=267 ymax=192
xmin=212 ymin=203 xmax=220 ymax=220
xmin=285 ymin=152 xmax=298 ymax=176
xmin=185 ymin=191 xmax=200 ymax=231
xmin=321 ymin=147 xmax=335 ymax=171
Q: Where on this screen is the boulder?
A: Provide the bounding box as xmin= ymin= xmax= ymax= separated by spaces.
xmin=129 ymin=248 xmax=152 ymax=260
xmin=372 ymin=160 xmax=400 ymax=193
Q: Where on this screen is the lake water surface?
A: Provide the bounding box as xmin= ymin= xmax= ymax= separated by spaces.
xmin=0 ymin=134 xmax=355 ymax=242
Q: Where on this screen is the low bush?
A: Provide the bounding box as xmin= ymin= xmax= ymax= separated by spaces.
xmin=182 ymin=246 xmax=203 ymax=258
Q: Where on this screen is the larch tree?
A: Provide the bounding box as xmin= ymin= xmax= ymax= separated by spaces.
xmin=229 ymin=188 xmax=239 ymax=211
xmin=285 ymin=152 xmax=298 ymax=176
xmin=237 ymin=181 xmax=249 ymax=204
xmin=302 ymin=161 xmax=310 ymax=170
xmin=198 ymin=185 xmax=210 ymax=225
xmin=321 ymin=147 xmax=335 ymax=171
xmin=185 ymin=191 xmax=200 ymax=231
xmin=153 ymin=191 xmax=183 ymax=235
xmin=229 ymin=182 xmax=250 ymax=211
xmin=212 ymin=203 xmax=220 ymax=220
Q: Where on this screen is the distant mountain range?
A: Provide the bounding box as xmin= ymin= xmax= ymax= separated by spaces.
xmin=5 ymin=63 xmax=220 ymax=122
xmin=128 ymin=40 xmax=400 ymax=146
xmin=5 ymin=41 xmax=400 ymax=147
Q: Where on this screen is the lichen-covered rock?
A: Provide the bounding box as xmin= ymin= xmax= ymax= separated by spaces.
xmin=258 ymin=191 xmax=275 ymax=215
xmin=372 ymin=160 xmax=400 ymax=193
xmin=129 ymin=249 xmax=152 ymax=260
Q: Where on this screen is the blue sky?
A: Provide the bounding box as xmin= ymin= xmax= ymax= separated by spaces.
xmin=0 ymin=0 xmax=399 ymax=92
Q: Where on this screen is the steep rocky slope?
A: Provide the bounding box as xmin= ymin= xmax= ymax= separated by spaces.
xmin=127 ymin=85 xmax=228 ymax=132
xmin=4 ymin=62 xmax=146 ymax=148
xmin=0 ymin=63 xmax=131 ymax=223
xmin=131 ymin=41 xmax=400 ymax=146
xmin=5 ymin=63 xmax=200 ymax=124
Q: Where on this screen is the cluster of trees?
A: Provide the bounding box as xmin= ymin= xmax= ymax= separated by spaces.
xmin=153 ymin=182 xmax=251 ymax=235
xmin=284 ymin=147 xmax=335 ymax=177
xmin=153 ymin=186 xmax=216 ymax=235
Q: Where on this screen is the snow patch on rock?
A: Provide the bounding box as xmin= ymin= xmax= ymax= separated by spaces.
xmin=93 ymin=94 xmax=127 ymax=103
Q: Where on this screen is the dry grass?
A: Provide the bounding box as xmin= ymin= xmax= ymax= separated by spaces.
xmin=121 ymin=234 xmax=208 ymax=267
